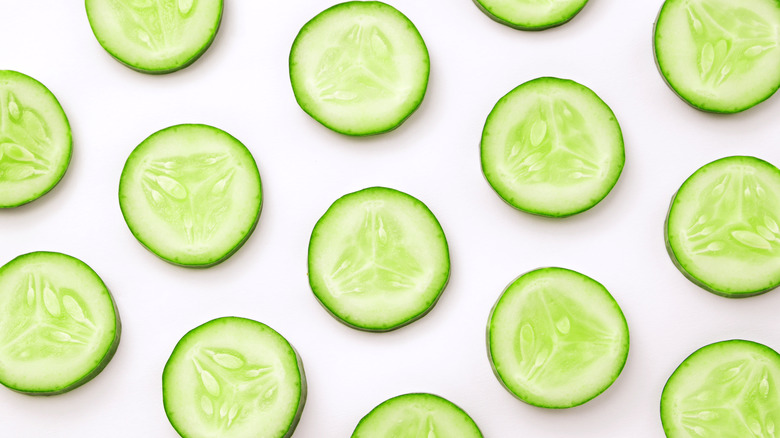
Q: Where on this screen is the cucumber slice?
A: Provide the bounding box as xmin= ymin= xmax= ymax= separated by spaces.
xmin=653 ymin=0 xmax=780 ymax=113
xmin=0 ymin=70 xmax=71 ymax=208
xmin=308 ymin=187 xmax=450 ymax=331
xmin=661 ymin=340 xmax=780 ymax=438
xmin=289 ymin=1 xmax=430 ymax=136
xmin=85 ymin=0 xmax=223 ymax=74
xmin=487 ymin=267 xmax=629 ymax=408
xmin=473 ymin=0 xmax=589 ymax=30
xmin=352 ymin=393 xmax=483 ymax=437
xmin=119 ymin=124 xmax=262 ymax=267
xmin=0 ymin=251 xmax=120 ymax=395
xmin=163 ymin=317 xmax=306 ymax=438
xmin=665 ymin=156 xmax=780 ymax=297
xmin=480 ymin=77 xmax=624 ymax=217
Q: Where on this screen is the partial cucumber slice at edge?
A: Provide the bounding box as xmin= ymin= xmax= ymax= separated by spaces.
xmin=473 ymin=0 xmax=589 ymax=30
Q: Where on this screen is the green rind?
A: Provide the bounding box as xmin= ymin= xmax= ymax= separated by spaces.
xmin=84 ymin=0 xmax=223 ymax=74
xmin=472 ymin=0 xmax=589 ymax=30
xmin=480 ymin=77 xmax=625 ymax=217
xmin=162 ymin=317 xmax=306 ymax=438
xmin=665 ymin=156 xmax=780 ymax=297
xmin=486 ymin=267 xmax=629 ymax=408
xmin=653 ymin=0 xmax=780 ymax=113
xmin=660 ymin=339 xmax=780 ymax=438
xmin=0 ymin=251 xmax=121 ymax=395
xmin=289 ymin=1 xmax=430 ymax=136
xmin=308 ymin=187 xmax=450 ymax=332
xmin=0 ymin=70 xmax=72 ymax=208
xmin=351 ymin=393 xmax=483 ymax=437
xmin=118 ymin=123 xmax=262 ymax=268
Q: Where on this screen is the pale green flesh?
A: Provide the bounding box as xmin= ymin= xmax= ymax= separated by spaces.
xmin=308 ymin=187 xmax=449 ymax=331
xmin=666 ymin=156 xmax=780 ymax=296
xmin=119 ymin=124 xmax=262 ymax=267
xmin=85 ymin=0 xmax=223 ymax=73
xmin=352 ymin=393 xmax=483 ymax=438
xmin=661 ymin=340 xmax=780 ymax=438
xmin=481 ymin=77 xmax=624 ymax=217
xmin=654 ymin=0 xmax=780 ymax=113
xmin=473 ymin=0 xmax=589 ymax=30
xmin=0 ymin=252 xmax=120 ymax=394
xmin=163 ymin=317 xmax=305 ymax=438
xmin=488 ymin=267 xmax=628 ymax=408
xmin=0 ymin=71 xmax=71 ymax=208
xmin=289 ymin=1 xmax=430 ymax=135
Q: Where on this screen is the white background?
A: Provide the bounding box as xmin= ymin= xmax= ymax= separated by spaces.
xmin=1 ymin=1 xmax=779 ymax=437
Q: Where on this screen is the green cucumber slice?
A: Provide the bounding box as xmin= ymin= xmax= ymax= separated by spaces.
xmin=473 ymin=0 xmax=589 ymax=30
xmin=119 ymin=124 xmax=262 ymax=267
xmin=653 ymin=0 xmax=780 ymax=113
xmin=666 ymin=156 xmax=780 ymax=297
xmin=352 ymin=393 xmax=483 ymax=437
xmin=0 ymin=70 xmax=71 ymax=208
xmin=163 ymin=317 xmax=306 ymax=438
xmin=487 ymin=267 xmax=629 ymax=408
xmin=661 ymin=340 xmax=780 ymax=438
xmin=480 ymin=77 xmax=624 ymax=217
xmin=289 ymin=1 xmax=430 ymax=136
xmin=0 ymin=252 xmax=120 ymax=395
xmin=85 ymin=0 xmax=223 ymax=74
xmin=308 ymin=187 xmax=450 ymax=331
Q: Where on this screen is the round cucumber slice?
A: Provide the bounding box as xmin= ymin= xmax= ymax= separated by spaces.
xmin=163 ymin=317 xmax=306 ymax=438
xmin=481 ymin=77 xmax=624 ymax=217
xmin=665 ymin=156 xmax=780 ymax=297
xmin=0 ymin=252 xmax=120 ymax=395
xmin=487 ymin=267 xmax=629 ymax=408
xmin=473 ymin=0 xmax=589 ymax=30
xmin=661 ymin=340 xmax=780 ymax=438
xmin=85 ymin=0 xmax=223 ymax=74
xmin=352 ymin=393 xmax=483 ymax=437
xmin=289 ymin=1 xmax=430 ymax=136
xmin=653 ymin=0 xmax=780 ymax=113
xmin=0 ymin=70 xmax=71 ymax=208
xmin=308 ymin=187 xmax=450 ymax=331
xmin=119 ymin=124 xmax=262 ymax=267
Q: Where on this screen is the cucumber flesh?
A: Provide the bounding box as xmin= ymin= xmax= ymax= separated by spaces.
xmin=119 ymin=124 xmax=262 ymax=267
xmin=481 ymin=77 xmax=624 ymax=217
xmin=308 ymin=187 xmax=450 ymax=331
xmin=163 ymin=317 xmax=306 ymax=438
xmin=654 ymin=0 xmax=780 ymax=113
xmin=352 ymin=393 xmax=483 ymax=437
xmin=0 ymin=70 xmax=71 ymax=208
xmin=0 ymin=252 xmax=120 ymax=395
xmin=289 ymin=1 xmax=430 ymax=135
xmin=487 ymin=267 xmax=629 ymax=408
xmin=661 ymin=340 xmax=780 ymax=438
xmin=473 ymin=0 xmax=589 ymax=30
xmin=666 ymin=156 xmax=780 ymax=297
xmin=85 ymin=0 xmax=223 ymax=74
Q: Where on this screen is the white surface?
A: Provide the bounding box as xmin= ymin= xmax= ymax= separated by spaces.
xmin=1 ymin=1 xmax=779 ymax=437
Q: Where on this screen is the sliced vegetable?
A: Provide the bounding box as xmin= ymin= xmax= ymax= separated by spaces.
xmin=473 ymin=0 xmax=589 ymax=30
xmin=308 ymin=187 xmax=449 ymax=331
xmin=665 ymin=156 xmax=780 ymax=297
xmin=0 ymin=251 xmax=120 ymax=395
xmin=163 ymin=317 xmax=306 ymax=438
xmin=289 ymin=1 xmax=430 ymax=135
xmin=0 ymin=70 xmax=71 ymax=208
xmin=653 ymin=0 xmax=780 ymax=113
xmin=352 ymin=393 xmax=483 ymax=437
xmin=119 ymin=124 xmax=262 ymax=267
xmin=481 ymin=77 xmax=624 ymax=217
xmin=85 ymin=0 xmax=223 ymax=74
xmin=661 ymin=339 xmax=780 ymax=437
xmin=487 ymin=267 xmax=629 ymax=408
